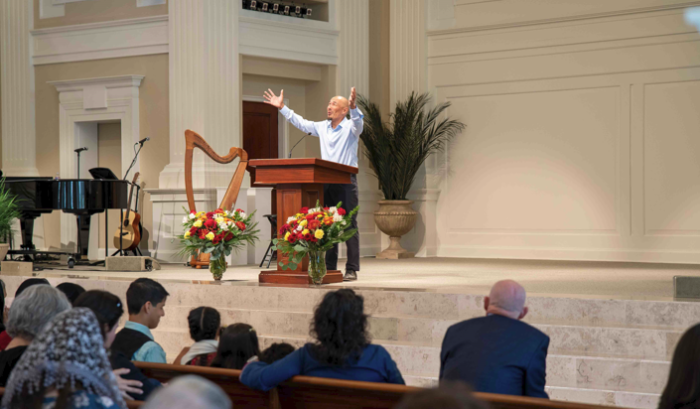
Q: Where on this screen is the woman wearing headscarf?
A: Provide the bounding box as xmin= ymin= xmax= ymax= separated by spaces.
xmin=1 ymin=307 xmax=126 ymax=409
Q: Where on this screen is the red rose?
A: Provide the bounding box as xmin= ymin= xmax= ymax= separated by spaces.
xmin=206 ymin=212 xmax=215 ymax=219
xmin=308 ymin=219 xmax=320 ymax=229
xmin=309 ymin=236 xmax=318 ymax=243
xmin=212 ymin=233 xmax=223 ymax=244
xmin=189 ymin=227 xmax=199 ymax=235
xmin=190 ymin=210 xmax=196 ymax=215
xmin=236 ymin=208 xmax=244 ymax=213
xmin=235 ymin=221 xmax=246 ymax=231
xmin=288 ymin=234 xmax=298 ymax=244
xmin=224 ymin=233 xmax=234 ymax=241
xmin=303 ymin=232 xmax=313 ymax=241
xmin=279 ymin=224 xmax=290 ymax=235
xmin=215 ymin=208 xmax=225 ymax=214
xmin=290 ymin=220 xmax=298 ymax=227
xmin=337 ymin=208 xmax=346 ymax=216
xmin=204 ymin=219 xmax=217 ymax=229
xmin=300 ymin=207 xmax=309 ymax=214
xmin=305 ymin=214 xmax=315 ymax=221
xmin=198 ymin=231 xmax=207 ymax=239
xmin=323 ymin=207 xmax=329 ymax=211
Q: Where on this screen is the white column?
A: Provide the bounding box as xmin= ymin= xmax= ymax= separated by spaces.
xmin=0 ymin=0 xmax=39 ymax=176
xmin=159 ymin=0 xmax=241 ymax=189
xmin=388 ymin=0 xmax=438 ymax=257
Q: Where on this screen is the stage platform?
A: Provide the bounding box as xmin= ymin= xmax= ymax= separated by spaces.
xmin=3 ymin=257 xmax=699 ymax=408
xmin=28 ymin=257 xmax=699 ymax=301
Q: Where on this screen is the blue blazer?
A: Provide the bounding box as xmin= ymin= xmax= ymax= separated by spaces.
xmin=241 ymin=344 xmax=405 ymax=391
xmin=440 ymin=314 xmax=549 ymax=398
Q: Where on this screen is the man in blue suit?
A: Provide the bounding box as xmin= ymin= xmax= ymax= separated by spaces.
xmin=439 ymin=280 xmax=549 ymax=398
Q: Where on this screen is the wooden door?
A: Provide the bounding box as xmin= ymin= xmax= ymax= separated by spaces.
xmin=243 ymin=101 xmax=279 ymax=160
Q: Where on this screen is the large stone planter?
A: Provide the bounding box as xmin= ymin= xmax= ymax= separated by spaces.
xmin=374 ymin=200 xmax=418 ymax=259
xmin=0 ymin=243 xmax=8 ymax=262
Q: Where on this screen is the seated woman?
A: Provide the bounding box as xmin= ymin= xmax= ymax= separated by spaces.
xmin=74 ymin=290 xmax=162 ymax=401
xmin=0 ymin=285 xmax=71 ymax=386
xmin=211 ymin=323 xmax=260 ymax=370
xmin=1 ymin=308 xmax=126 ymax=409
xmin=174 ymin=307 xmax=221 ymax=366
xmin=659 ymin=322 xmax=700 ymax=409
xmin=241 ymin=289 xmax=404 ymax=391
xmin=0 ymin=278 xmax=50 ymax=352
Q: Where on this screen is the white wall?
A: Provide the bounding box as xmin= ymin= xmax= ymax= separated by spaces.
xmin=429 ymin=0 xmax=700 ymax=262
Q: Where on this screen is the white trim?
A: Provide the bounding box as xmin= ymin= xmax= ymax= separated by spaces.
xmin=31 ymin=16 xmax=168 ymax=65
xmin=30 ymin=13 xmax=340 ymax=66
xmin=242 ymin=95 xmax=289 ymax=159
xmin=50 ymin=75 xmax=144 ymax=256
xmin=137 ymin=0 xmax=166 ymax=7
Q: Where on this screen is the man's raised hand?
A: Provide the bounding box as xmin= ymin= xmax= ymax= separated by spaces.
xmin=348 ymin=87 xmax=356 ymax=109
xmin=263 ymin=89 xmax=285 ymax=110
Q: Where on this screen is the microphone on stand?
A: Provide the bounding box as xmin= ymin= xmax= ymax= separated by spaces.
xmin=137 ymin=137 xmax=150 ymax=145
xmin=288 ymin=133 xmax=310 ymax=158
xmin=74 ymin=147 xmax=88 ymax=153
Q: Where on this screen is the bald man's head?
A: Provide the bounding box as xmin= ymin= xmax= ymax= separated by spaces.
xmin=327 ymin=96 xmax=350 ymax=122
xmin=484 ymin=280 xmax=528 ymax=320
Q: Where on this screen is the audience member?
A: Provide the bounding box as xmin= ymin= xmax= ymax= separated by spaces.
xmin=440 ymin=280 xmax=549 ymax=398
xmin=1 ymin=308 xmax=126 ymax=409
xmin=394 ymin=382 xmax=491 ymax=409
xmin=0 ymin=278 xmax=50 ymax=351
xmin=211 ymin=323 xmax=260 ymax=370
xmin=0 ymin=279 xmax=6 ymax=333
xmin=0 ymin=285 xmax=71 ymax=386
xmin=74 ymin=290 xmax=162 ymax=401
xmin=259 ymin=342 xmax=295 ymax=364
xmin=110 ymin=278 xmax=169 ymax=364
xmin=658 ymin=322 xmax=700 ymax=409
xmin=241 ymin=289 xmax=404 ymax=391
xmin=142 ymin=375 xmax=231 ymax=409
xmin=56 ymin=282 xmax=86 ymax=305
xmin=174 ymin=306 xmax=221 ymax=366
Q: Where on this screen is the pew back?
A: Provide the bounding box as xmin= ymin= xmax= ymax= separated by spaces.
xmin=135 ymin=362 xmax=623 ymax=409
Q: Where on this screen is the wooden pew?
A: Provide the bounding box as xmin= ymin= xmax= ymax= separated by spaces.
xmin=135 ymin=362 xmax=624 ymax=409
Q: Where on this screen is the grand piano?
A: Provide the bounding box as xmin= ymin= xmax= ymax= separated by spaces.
xmin=3 ymin=177 xmax=129 ymax=265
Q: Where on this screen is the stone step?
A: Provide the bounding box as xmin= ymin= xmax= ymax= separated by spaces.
xmin=546 ymin=387 xmax=660 ymax=409
xmin=151 ymin=330 xmax=670 ymax=395
xmin=4 ymin=276 xmax=695 ymax=331
xmin=156 ymin=306 xmax=681 ymax=362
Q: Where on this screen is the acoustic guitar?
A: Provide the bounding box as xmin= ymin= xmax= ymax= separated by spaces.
xmin=113 ymin=172 xmax=141 ymax=251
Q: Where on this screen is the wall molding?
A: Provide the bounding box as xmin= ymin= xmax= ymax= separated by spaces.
xmin=31 ymin=13 xmax=340 ymax=66
xmin=31 ymin=15 xmax=168 ymax=65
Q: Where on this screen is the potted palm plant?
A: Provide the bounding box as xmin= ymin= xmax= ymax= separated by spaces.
xmin=0 ymin=178 xmax=21 ymax=261
xmin=357 ymin=92 xmax=465 ymax=259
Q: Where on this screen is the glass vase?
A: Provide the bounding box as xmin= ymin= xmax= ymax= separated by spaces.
xmin=308 ymin=250 xmax=327 ymax=285
xmin=210 ymin=257 xmax=227 ymax=280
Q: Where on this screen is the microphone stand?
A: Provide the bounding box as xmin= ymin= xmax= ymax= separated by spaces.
xmin=288 ymin=133 xmax=310 ymax=158
xmin=117 ymin=141 xmax=145 ymax=257
xmin=123 ymin=142 xmax=145 ymax=181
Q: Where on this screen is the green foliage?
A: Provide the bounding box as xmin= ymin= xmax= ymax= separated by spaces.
xmin=0 ymin=178 xmax=21 ymax=243
xmin=357 ymin=92 xmax=466 ymax=200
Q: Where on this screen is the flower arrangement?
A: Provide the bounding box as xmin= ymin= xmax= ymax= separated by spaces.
xmin=179 ymin=208 xmax=259 ymax=279
xmin=274 ymin=201 xmax=359 ymax=284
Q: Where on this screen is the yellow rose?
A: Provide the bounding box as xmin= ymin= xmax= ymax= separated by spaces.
xmin=284 ymin=232 xmax=290 ymax=241
xmin=196 ymin=211 xmax=205 ymax=217
xmin=296 ymin=213 xmax=304 ymax=218
xmin=206 ymin=232 xmax=215 ymax=240
xmin=184 ymin=231 xmax=191 ymax=239
xmin=314 ymin=229 xmax=324 ymax=239
xmin=215 ymin=217 xmax=224 ymax=224
xmin=193 ymin=220 xmax=203 ymax=228
xmin=302 ymin=229 xmax=309 ymax=235
xmin=300 ymin=220 xmax=308 ymax=227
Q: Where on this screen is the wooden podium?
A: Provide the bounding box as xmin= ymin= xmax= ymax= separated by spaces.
xmin=248 ymin=158 xmax=358 ymax=285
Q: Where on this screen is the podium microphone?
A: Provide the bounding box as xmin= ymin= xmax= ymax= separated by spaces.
xmin=288 ymin=133 xmax=310 ymax=158
xmin=137 ymin=137 xmax=150 ymax=145
xmin=74 ymin=147 xmax=88 ymax=153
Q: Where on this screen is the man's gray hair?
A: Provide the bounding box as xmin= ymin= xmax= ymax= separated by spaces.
xmin=142 ymin=375 xmax=231 ymax=409
xmin=7 ymin=284 xmax=71 ymax=340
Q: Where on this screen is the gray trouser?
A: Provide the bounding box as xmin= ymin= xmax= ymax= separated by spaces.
xmin=324 ymin=174 xmax=359 ymax=272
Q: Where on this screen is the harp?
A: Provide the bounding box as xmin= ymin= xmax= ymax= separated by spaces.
xmin=184 ymin=129 xmax=249 ymax=268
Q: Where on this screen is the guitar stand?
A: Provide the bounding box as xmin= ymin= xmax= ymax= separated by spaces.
xmin=113 ymin=182 xmax=142 ymax=258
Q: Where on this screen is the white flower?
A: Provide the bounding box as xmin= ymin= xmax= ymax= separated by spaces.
xmin=182 ymin=216 xmax=189 ymax=224
xmin=239 ymin=211 xmax=246 ymax=218
xmin=296 ymin=224 xmax=303 ymax=232
xmin=287 ymin=216 xmax=296 ymax=223
xmin=308 ymin=207 xmax=321 ymax=214
xmin=224 ymin=210 xmax=230 ymax=216
xmin=189 ymin=213 xmax=196 ymax=219
xmin=333 ymin=214 xmax=343 ymax=223
xmin=329 ymin=206 xmax=338 ymax=214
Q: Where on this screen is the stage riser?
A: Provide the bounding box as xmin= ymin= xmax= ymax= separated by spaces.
xmin=0 ymin=276 xmax=682 ymax=409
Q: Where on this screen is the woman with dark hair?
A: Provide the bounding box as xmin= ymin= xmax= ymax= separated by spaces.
xmin=0 ymin=308 xmax=126 ymax=409
xmin=174 ymin=307 xmax=221 ymax=366
xmin=211 ymin=324 xmax=260 ymax=370
xmin=240 ymin=289 xmax=404 ymax=391
xmin=74 ymin=290 xmax=161 ymax=401
xmin=56 ymin=282 xmax=86 ymax=306
xmin=659 ymin=323 xmax=700 ymax=409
